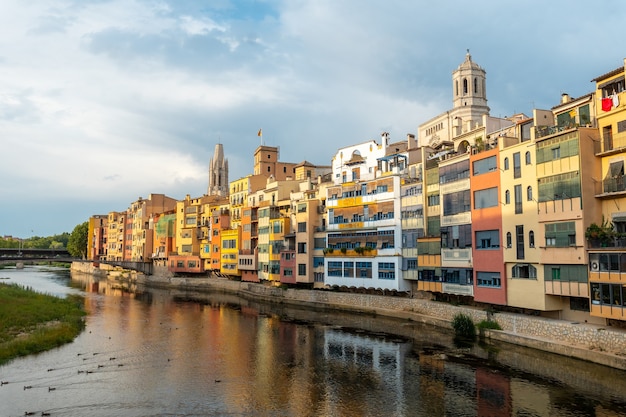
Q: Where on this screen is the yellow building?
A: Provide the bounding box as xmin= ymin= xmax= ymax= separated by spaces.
xmin=534 ymin=96 xmax=602 ymax=322
xmin=289 ymin=178 xmax=329 ymax=286
xmin=588 ymin=58 xmax=626 ymax=323
xmin=87 ymin=215 xmax=107 ymax=261
xmin=256 ymin=177 xmax=300 ymax=282
xmin=106 ymin=211 xmax=126 ymax=261
xmin=499 ymin=116 xmax=551 ymax=311
xmin=220 ymin=227 xmax=241 ymax=276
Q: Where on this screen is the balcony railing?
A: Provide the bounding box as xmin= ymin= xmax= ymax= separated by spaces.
xmin=587 ymin=237 xmax=626 ymax=249
xmin=603 ymin=175 xmax=626 ymax=194
xmin=535 ymin=125 xmax=572 ymax=139
xmin=599 ymin=131 xmax=626 ymax=154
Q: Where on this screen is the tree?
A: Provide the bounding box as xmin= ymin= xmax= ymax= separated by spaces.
xmin=67 ymin=222 xmax=88 ymax=258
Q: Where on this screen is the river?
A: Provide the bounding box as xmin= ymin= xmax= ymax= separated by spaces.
xmin=1 ymin=265 xmax=626 ymax=416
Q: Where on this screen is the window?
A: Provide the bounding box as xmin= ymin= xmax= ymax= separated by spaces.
xmin=476 ymin=230 xmax=500 ymax=249
xmin=516 ymin=225 xmax=524 ymax=259
xmin=513 ymin=152 xmax=521 ymax=178
xmin=441 ymin=224 xmax=472 ymax=249
xmin=474 ymin=187 xmax=498 ymax=209
xmin=504 ymin=157 xmax=509 ymax=170
xmin=313 ymin=257 xmax=324 ymax=267
xmin=512 ymin=264 xmax=537 ymax=279
xmin=551 ymin=147 xmax=561 ymax=159
xmin=590 ymin=283 xmax=626 ymax=307
xmin=298 ymin=264 xmax=306 ymax=276
xmin=545 ymin=222 xmax=576 ymax=247
xmin=473 ymin=156 xmax=497 ymax=175
xmin=439 ymin=160 xmax=470 ymax=184
xmin=427 ymin=194 xmax=440 ymax=206
xmin=297 ymin=222 xmax=307 ymax=233
xmin=527 ymin=186 xmax=533 ymax=201
xmin=357 ymin=262 xmax=372 ymax=278
xmin=344 ymin=261 xmax=354 ymax=277
xmin=407 ymin=259 xmax=417 ymax=269
xmin=506 ymin=232 xmax=512 ymax=248
xmin=314 ymin=237 xmax=326 ymax=249
xmin=525 ymin=151 xmax=531 ymax=165
xmin=505 ymin=190 xmax=510 ymax=204
xmin=529 ymin=231 xmax=535 ymax=248
xmin=477 ymin=272 xmax=501 ymax=288
xmin=378 ymin=262 xmax=395 ymax=280
xmin=443 ymin=190 xmax=471 ymax=215
xmin=328 ymin=261 xmax=342 ymax=276
xmin=538 ymin=171 xmax=581 ymax=201
xmin=297 ymin=242 xmax=307 ymax=254
xmin=514 ymin=185 xmax=522 ymax=214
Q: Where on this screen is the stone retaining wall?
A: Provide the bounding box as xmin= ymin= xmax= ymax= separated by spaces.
xmin=71 ymin=264 xmax=626 ymax=369
xmin=161 ymin=277 xmax=626 ymax=369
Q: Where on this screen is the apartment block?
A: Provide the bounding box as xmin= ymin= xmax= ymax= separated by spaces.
xmin=588 ymin=59 xmax=626 ymax=323
xmin=87 ymin=215 xmax=108 ymax=261
xmin=106 ymin=211 xmax=126 ymax=261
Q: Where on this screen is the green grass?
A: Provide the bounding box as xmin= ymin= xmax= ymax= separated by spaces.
xmin=477 ymin=319 xmax=502 ymax=330
xmin=451 ymin=312 xmax=476 ymax=340
xmin=0 ymin=283 xmax=86 ymax=365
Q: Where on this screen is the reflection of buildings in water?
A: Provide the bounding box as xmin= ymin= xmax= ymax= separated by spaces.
xmin=476 ymin=368 xmax=511 ymax=416
xmin=323 ymin=329 xmax=411 ymax=416
xmin=71 ymin=270 xmax=139 ymax=297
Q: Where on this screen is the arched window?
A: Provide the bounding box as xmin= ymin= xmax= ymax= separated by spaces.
xmin=456 ymin=81 xmax=459 ymax=96
xmin=505 ymin=190 xmax=510 ymax=204
xmin=504 ymin=157 xmax=509 ymax=170
xmin=525 ymin=151 xmax=531 ymax=165
xmin=527 ymin=186 xmax=533 ymax=201
xmin=529 ymin=231 xmax=535 ymax=248
xmin=506 ymin=232 xmax=512 ymax=248
xmin=463 ymin=78 xmax=468 ymax=95
xmin=474 ymin=78 xmax=478 ymax=94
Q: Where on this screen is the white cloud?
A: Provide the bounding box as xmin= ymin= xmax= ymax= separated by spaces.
xmin=1 ymin=0 xmax=625 ymax=237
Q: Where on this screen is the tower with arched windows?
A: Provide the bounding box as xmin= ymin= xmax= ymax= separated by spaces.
xmin=452 ymin=49 xmax=489 ymax=113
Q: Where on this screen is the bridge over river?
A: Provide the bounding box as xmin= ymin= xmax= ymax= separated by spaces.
xmin=0 ymin=248 xmax=153 ymax=275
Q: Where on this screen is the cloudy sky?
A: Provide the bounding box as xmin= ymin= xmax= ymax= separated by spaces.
xmin=1 ymin=0 xmax=624 ymax=238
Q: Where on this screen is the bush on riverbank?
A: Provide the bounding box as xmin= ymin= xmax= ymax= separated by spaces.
xmin=451 ymin=313 xmax=476 ymax=340
xmin=0 ymin=283 xmax=86 ymax=365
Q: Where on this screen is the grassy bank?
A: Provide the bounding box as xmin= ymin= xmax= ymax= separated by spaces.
xmin=0 ymin=283 xmax=86 ymax=365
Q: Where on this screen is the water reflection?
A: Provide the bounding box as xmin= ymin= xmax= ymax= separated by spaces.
xmin=0 ymin=269 xmax=625 ymax=416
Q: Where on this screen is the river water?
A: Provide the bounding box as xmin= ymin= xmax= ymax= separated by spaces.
xmin=1 ymin=266 xmax=626 ymax=417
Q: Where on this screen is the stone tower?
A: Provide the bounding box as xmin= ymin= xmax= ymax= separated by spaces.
xmin=451 ymin=50 xmax=490 ymax=119
xmin=208 ymin=143 xmax=228 ymax=196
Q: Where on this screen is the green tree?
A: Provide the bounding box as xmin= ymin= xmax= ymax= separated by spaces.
xmin=67 ymin=222 xmax=89 ymax=258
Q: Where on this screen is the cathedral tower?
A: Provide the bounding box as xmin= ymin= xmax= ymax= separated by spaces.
xmin=451 ymin=50 xmax=490 ymax=115
xmin=208 ymin=143 xmax=228 ymax=196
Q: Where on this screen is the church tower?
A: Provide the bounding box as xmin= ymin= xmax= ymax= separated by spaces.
xmin=451 ymin=50 xmax=490 ymax=117
xmin=208 ymin=143 xmax=228 ymax=196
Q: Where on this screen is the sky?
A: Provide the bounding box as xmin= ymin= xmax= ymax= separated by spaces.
xmin=1 ymin=0 xmax=625 ymax=238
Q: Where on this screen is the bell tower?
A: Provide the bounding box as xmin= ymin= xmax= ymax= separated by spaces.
xmin=452 ymin=50 xmax=489 ymax=112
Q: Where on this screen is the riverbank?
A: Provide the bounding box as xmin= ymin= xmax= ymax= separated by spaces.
xmin=71 ymin=262 xmax=626 ymax=370
xmin=0 ymin=282 xmax=86 ymax=365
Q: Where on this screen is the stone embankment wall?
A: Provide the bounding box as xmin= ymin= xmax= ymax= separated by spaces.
xmin=155 ymin=277 xmax=626 ymax=370
xmin=72 ymin=263 xmax=626 ymax=370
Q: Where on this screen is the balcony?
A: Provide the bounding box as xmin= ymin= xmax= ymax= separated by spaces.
xmin=597 ymin=131 xmax=626 ymax=156
xmin=535 ymin=124 xmax=575 ymax=139
xmin=323 ymin=248 xmax=378 ymax=257
xmin=587 ymin=237 xmax=626 ymax=249
xmin=602 ymin=175 xmax=626 ymax=195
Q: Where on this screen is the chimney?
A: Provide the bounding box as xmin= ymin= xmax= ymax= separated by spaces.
xmin=561 ymin=93 xmax=571 ymax=104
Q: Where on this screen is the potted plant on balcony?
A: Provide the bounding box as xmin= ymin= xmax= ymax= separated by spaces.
xmin=585 ymin=219 xmax=615 ymax=247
